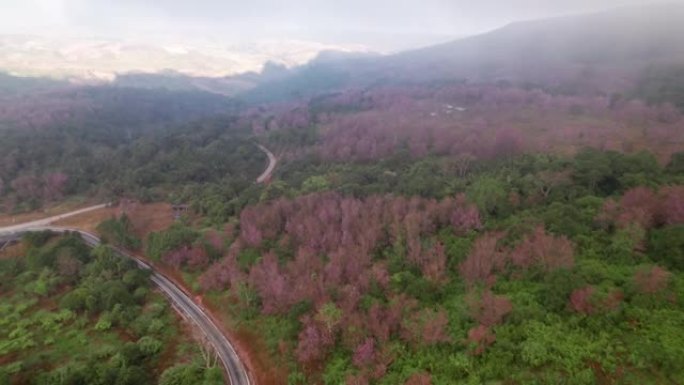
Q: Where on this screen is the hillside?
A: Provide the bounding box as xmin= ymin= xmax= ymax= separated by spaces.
xmin=241 ymin=4 xmax=684 ymax=102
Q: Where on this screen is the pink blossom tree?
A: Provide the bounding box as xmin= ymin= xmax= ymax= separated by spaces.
xmin=467 ymin=290 xmax=513 ymax=327
xmin=295 ymin=315 xmax=335 ymax=365
xmin=248 ymin=252 xmax=291 ymax=314
xmin=42 ymin=172 xmax=68 ymax=201
xmin=352 ymin=338 xmax=376 ymax=368
xmin=569 ymin=286 xmax=595 ymax=314
xmin=404 ymin=373 xmax=432 ymax=385
xmin=459 ymin=232 xmax=507 ymax=286
xmin=466 ymin=324 xmax=496 ymax=356
xmin=416 ymin=241 xmax=448 ymax=284
xmin=11 ymin=174 xmax=42 ymax=200
xmin=450 ymin=193 xmax=483 ymax=234
xmin=400 ymin=308 xmax=450 ymax=347
xmin=510 ymin=226 xmax=574 ymax=272
xmin=634 ymin=266 xmax=671 ymax=294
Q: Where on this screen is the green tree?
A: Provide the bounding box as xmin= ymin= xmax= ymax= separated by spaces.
xmin=301 ymin=175 xmax=330 ymax=194
xmin=467 ymin=176 xmax=507 ymax=215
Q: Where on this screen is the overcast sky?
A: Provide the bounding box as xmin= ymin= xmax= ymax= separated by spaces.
xmin=1 ymin=0 xmax=678 ymax=50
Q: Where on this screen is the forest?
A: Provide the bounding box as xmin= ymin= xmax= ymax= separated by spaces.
xmin=0 ymin=72 xmax=683 ymax=384
xmin=0 ymin=99 xmax=265 ymax=214
xmin=138 ymin=145 xmax=684 ymax=385
xmin=1 ymin=74 xmax=684 ymax=384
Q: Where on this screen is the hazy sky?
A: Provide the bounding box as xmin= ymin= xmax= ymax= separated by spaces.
xmin=1 ymin=0 xmax=678 ymax=50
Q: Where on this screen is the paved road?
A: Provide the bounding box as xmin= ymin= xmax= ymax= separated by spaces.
xmin=0 ymin=225 xmax=252 ymax=385
xmin=255 ymin=144 xmax=277 ymax=184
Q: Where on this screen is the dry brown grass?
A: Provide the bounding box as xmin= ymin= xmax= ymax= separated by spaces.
xmin=0 ymin=242 xmax=26 ymax=260
xmin=52 ymin=207 xmax=117 ymax=233
xmin=50 ymin=201 xmax=176 ymax=236
xmin=123 ymin=202 xmax=176 ymax=237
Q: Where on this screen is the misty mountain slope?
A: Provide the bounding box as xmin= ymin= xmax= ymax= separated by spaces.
xmin=241 ymin=4 xmax=684 ymax=101
xmin=391 ymin=4 xmax=684 ymax=81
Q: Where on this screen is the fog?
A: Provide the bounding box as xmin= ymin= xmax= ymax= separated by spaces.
xmin=1 ymin=0 xmax=679 ymax=50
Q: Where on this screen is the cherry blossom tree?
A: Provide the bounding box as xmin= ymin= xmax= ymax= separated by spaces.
xmin=467 ymin=324 xmax=496 ymax=356
xmin=616 ymin=187 xmax=658 ymax=229
xmin=11 ymin=174 xmax=42 ymax=200
xmin=450 ymin=193 xmax=483 ymax=234
xmin=467 ymin=290 xmax=513 ymax=327
xmin=249 ymin=252 xmax=291 ymax=314
xmin=42 ymin=172 xmax=68 ymax=201
xmin=634 ymin=266 xmax=671 ymax=294
xmin=162 ymin=246 xmax=191 ymax=268
xmin=420 ymin=241 xmax=448 ymax=284
xmin=400 ymin=308 xmax=450 ymax=347
xmin=569 ymin=286 xmax=595 ymax=314
xmin=459 ymin=232 xmax=507 ymax=286
xmin=295 ymin=315 xmax=335 ymax=365
xmin=404 ymin=373 xmax=432 ymax=385
xmin=352 ymin=338 xmax=376 ymax=368
xmin=510 ymin=226 xmax=574 ymax=272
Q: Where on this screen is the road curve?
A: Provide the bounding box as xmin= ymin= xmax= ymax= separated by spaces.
xmin=255 ymin=144 xmax=276 ymax=184
xmin=0 ymin=226 xmax=251 ymax=385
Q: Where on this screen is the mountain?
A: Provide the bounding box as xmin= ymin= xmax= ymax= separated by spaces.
xmin=387 ymin=3 xmax=684 ymax=87
xmin=240 ymin=3 xmax=684 ymax=101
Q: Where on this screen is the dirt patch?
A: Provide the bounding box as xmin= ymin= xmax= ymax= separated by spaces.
xmin=0 ymin=242 xmax=26 ymax=260
xmin=0 ymin=200 xmax=94 ymax=227
xmin=124 ymin=202 xmax=175 ymax=237
xmin=52 ymin=202 xmax=175 ymax=236
xmin=53 ymin=207 xmax=117 ymax=233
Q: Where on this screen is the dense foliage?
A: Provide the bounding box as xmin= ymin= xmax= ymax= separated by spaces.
xmin=142 ymin=148 xmax=684 ymax=385
xmin=0 ymin=112 xmax=266 ymax=213
xmin=0 ymin=233 xmax=222 ymax=385
xmin=634 ymin=65 xmax=684 ymax=112
xmin=97 ymin=214 xmax=142 ymax=250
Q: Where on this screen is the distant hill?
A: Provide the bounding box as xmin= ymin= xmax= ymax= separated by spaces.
xmin=388 ymin=3 xmax=684 ymax=88
xmin=0 ymin=35 xmax=369 ymax=81
xmin=0 ymin=82 xmax=240 ymax=143
xmin=0 ymin=72 xmax=66 ymax=94
xmin=240 ymin=4 xmax=684 ymax=102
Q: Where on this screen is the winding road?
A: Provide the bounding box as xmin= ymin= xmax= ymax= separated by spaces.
xmin=255 ymin=144 xmax=277 ymax=184
xmin=0 ymin=226 xmax=252 ymax=385
xmin=0 ymin=144 xmax=277 ymax=384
